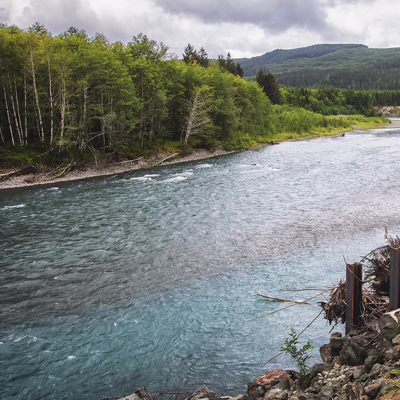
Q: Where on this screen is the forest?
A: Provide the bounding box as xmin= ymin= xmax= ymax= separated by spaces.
xmin=0 ymin=24 xmax=391 ymax=169
xmin=238 ymin=44 xmax=400 ymax=90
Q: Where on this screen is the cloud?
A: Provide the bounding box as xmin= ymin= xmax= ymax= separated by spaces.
xmin=154 ymin=0 xmax=328 ymax=34
xmin=5 ymin=0 xmax=100 ymax=36
xmin=1 ymin=0 xmax=399 ymax=59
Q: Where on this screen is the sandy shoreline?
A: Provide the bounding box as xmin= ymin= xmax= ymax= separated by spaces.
xmin=1 ymin=119 xmax=399 ymax=191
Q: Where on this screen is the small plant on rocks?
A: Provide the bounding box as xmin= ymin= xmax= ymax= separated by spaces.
xmin=280 ymin=327 xmax=314 ymax=385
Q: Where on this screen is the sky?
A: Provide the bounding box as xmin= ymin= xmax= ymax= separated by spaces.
xmin=1 ymin=0 xmax=399 ymax=59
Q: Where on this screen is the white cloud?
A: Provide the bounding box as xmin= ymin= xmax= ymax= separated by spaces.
xmin=1 ymin=0 xmax=400 ymax=58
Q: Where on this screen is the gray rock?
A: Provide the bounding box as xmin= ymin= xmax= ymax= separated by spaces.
xmin=330 ymin=333 xmax=343 ymax=355
xmin=119 ymin=387 xmax=154 ymax=400
xmin=339 ymin=340 xmax=367 ymax=366
xmin=319 ymin=344 xmax=333 ymax=364
xmin=364 ymin=382 xmax=382 ymax=398
xmin=350 ymin=365 xmax=364 ymax=380
xmin=364 ymin=354 xmax=382 ymax=372
xmin=317 ymin=385 xmax=334 ymax=400
xmin=184 ymin=386 xmax=221 ymax=400
xmin=393 ymin=334 xmax=400 ymax=346
xmin=264 ymin=389 xmax=288 ymax=400
xmin=369 ymin=363 xmax=386 ymax=379
xmin=379 ymin=314 xmax=400 ymax=340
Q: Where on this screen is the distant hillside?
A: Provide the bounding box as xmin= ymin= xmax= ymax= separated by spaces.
xmin=236 ymin=44 xmax=400 ymax=90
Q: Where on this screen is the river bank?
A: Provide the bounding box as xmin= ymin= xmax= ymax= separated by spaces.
xmin=2 ymin=119 xmax=399 ymax=191
xmin=0 ymin=147 xmax=240 ymax=190
xmin=115 ymin=324 xmax=400 ymax=400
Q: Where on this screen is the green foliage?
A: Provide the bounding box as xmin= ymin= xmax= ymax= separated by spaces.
xmin=280 ymin=327 xmax=313 ymax=383
xmin=0 ymin=23 xmax=392 ymax=169
xmin=256 ymin=70 xmax=281 ymax=104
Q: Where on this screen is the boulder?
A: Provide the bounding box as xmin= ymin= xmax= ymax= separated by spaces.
xmin=119 ymin=387 xmax=154 ymax=400
xmin=379 ymin=310 xmax=400 ymax=341
xmin=184 ymin=386 xmax=221 ymax=400
xmin=363 ymin=382 xmax=382 ymax=398
xmin=248 ymin=370 xmax=297 ymax=396
xmin=329 ymin=332 xmax=343 ymax=355
xmin=319 ymin=344 xmax=333 ymax=364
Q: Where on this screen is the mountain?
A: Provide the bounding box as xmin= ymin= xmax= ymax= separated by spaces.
xmin=236 ymin=44 xmax=400 ymax=90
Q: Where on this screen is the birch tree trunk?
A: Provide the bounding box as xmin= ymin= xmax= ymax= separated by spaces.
xmin=182 ymin=86 xmax=211 ymax=146
xmin=47 ymin=55 xmax=54 ymax=144
xmin=30 ymin=48 xmax=44 ymax=142
xmin=3 ymin=86 xmax=15 ymax=145
xmin=8 ymin=81 xmax=23 ymax=145
xmin=24 ymin=74 xmax=28 ymax=145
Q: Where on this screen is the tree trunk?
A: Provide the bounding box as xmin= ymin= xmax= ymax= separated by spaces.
xmin=8 ymin=81 xmax=23 ymax=146
xmin=30 ymin=48 xmax=44 ymax=142
xmin=12 ymin=79 xmax=24 ymax=146
xmin=23 ymin=74 xmax=28 ymax=145
xmin=47 ymin=55 xmax=54 ymax=144
xmin=3 ymin=86 xmax=15 ymax=145
xmin=60 ymin=71 xmax=66 ymax=138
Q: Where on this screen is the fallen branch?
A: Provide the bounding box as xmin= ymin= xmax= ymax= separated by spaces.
xmin=38 ymin=161 xmax=75 ymax=182
xmin=248 ymin=289 xmax=330 ymax=322
xmin=0 ymin=170 xmax=18 ymax=180
xmin=110 ymin=156 xmax=144 ymax=165
xmin=152 ymin=153 xmax=179 ymax=167
xmin=257 ymin=293 xmax=311 ymax=305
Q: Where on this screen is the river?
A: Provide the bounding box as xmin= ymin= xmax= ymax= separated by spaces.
xmin=1 ymin=126 xmax=400 ymax=399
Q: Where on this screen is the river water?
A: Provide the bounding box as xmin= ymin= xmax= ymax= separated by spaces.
xmin=1 ymin=126 xmax=400 ymax=400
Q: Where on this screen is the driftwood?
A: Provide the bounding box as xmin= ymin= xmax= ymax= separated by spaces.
xmin=0 ymin=170 xmax=18 ymax=180
xmin=256 ymin=293 xmax=311 ymax=305
xmin=37 ymin=161 xmax=75 ymax=182
xmin=152 ymin=153 xmax=179 ymax=167
xmin=111 ymin=156 xmax=144 ymax=165
xmin=319 ymin=230 xmax=398 ymax=328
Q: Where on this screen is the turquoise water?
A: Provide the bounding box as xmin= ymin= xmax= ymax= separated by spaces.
xmin=1 ymin=127 xmax=400 ymax=399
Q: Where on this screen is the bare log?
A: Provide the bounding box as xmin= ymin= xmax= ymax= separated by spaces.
xmin=256 ymin=293 xmax=311 ymax=305
xmin=152 ymin=153 xmax=179 ymax=167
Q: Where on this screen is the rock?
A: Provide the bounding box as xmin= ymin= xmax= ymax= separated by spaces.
xmin=184 ymin=386 xmax=221 ymax=400
xmin=350 ymin=365 xmax=364 ymax=380
xmin=119 ymin=387 xmax=154 ymax=400
xmin=339 ymin=339 xmax=367 ymax=366
xmin=351 ymin=383 xmax=364 ymax=399
xmin=249 ymin=370 xmax=293 ymax=395
xmin=364 ymin=382 xmax=382 ymax=398
xmin=317 ymin=385 xmax=334 ymax=400
xmin=264 ymin=389 xmax=289 ymax=400
xmin=319 ymin=344 xmax=333 ymax=364
xmin=364 ymin=354 xmax=382 ymax=372
xmin=230 ymin=396 xmax=248 ymax=400
xmin=311 ymin=364 xmax=332 ymax=376
xmin=379 ymin=313 xmax=400 ymax=341
xmin=330 ymin=333 xmax=343 ymax=355
xmin=393 ymin=334 xmax=400 ymax=346
xmin=369 ymin=363 xmax=386 ymax=380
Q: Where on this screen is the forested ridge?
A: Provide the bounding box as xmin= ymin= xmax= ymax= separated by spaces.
xmin=0 ymin=24 xmax=389 ymax=170
xmin=237 ymin=44 xmax=400 ymax=90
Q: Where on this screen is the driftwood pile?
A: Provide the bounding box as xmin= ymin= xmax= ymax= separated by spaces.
xmin=320 ymin=230 xmax=400 ymax=329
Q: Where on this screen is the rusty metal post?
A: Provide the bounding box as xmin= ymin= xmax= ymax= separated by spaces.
xmin=346 ymin=262 xmax=362 ymax=335
xmin=390 ymin=247 xmax=400 ymax=310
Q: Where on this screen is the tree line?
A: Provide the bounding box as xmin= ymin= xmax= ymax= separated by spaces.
xmin=0 ymin=23 xmax=387 ymax=168
xmin=0 ymin=24 xmax=269 ymax=158
xmin=255 ymin=70 xmax=400 ymax=116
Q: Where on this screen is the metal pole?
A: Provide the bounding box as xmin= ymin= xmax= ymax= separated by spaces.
xmin=346 ymin=262 xmax=362 ymax=335
xmin=390 ymin=247 xmax=400 ymax=310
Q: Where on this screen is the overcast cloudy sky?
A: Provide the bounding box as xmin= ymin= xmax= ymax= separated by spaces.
xmin=1 ymin=0 xmax=399 ymax=58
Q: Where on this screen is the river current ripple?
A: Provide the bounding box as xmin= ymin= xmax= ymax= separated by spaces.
xmin=1 ymin=127 xmax=400 ymax=399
